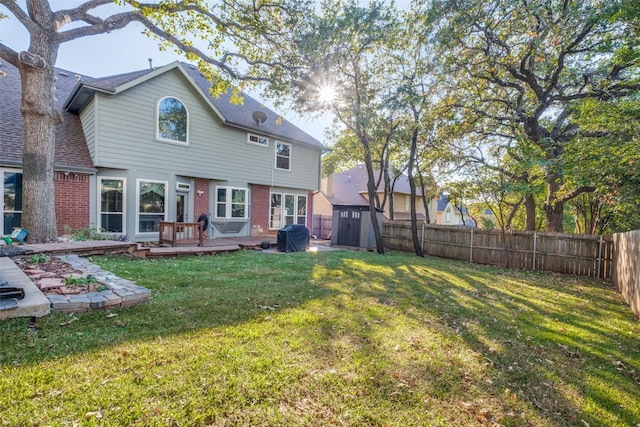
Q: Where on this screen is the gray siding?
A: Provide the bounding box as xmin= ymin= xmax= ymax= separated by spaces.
xmin=79 ymin=98 xmax=96 ymax=163
xmin=93 ymin=70 xmax=321 ymax=191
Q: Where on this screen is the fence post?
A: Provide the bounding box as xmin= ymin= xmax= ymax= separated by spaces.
xmin=421 ymin=223 xmax=425 ymax=255
xmin=532 ymin=231 xmax=537 ymax=270
xmin=470 ymin=227 xmax=474 ymax=263
xmin=597 ymin=234 xmax=603 ymax=278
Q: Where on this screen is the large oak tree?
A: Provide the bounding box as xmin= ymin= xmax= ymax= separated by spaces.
xmin=431 ymin=0 xmax=640 ymax=232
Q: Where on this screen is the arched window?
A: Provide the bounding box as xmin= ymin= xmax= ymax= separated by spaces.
xmin=157 ymin=97 xmax=188 ymax=143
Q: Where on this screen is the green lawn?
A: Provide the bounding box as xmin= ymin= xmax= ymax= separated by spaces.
xmin=1 ymin=250 xmax=638 ymax=426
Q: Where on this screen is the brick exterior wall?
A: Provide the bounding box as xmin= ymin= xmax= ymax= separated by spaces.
xmin=250 ymin=184 xmax=272 ymax=236
xmin=55 ymin=172 xmax=90 ymax=235
xmin=306 ymin=190 xmax=314 ymax=230
xmin=194 ymin=178 xmax=210 ymax=220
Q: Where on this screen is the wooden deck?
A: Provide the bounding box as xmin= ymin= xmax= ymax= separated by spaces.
xmin=4 ymin=236 xmax=278 ymax=259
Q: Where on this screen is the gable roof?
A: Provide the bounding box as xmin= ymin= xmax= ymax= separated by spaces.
xmin=64 ymin=61 xmax=324 ymax=150
xmin=321 ymin=165 xmax=420 ymax=206
xmin=437 ymin=193 xmax=469 ymax=215
xmin=321 ymin=171 xmax=370 ymax=206
xmin=0 ymin=61 xmax=95 ymax=172
xmin=331 ymin=165 xmax=417 ymax=195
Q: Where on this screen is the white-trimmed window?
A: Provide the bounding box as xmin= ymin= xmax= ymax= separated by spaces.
xmin=269 ymin=192 xmax=307 ymax=229
xmin=296 ymin=195 xmax=307 ymax=225
xmin=248 ymin=133 xmax=269 ymax=147
xmin=215 ymin=187 xmax=248 ymax=219
xmin=99 ymin=177 xmax=125 ymax=233
xmin=2 ymin=171 xmax=22 ymax=235
xmin=157 ymin=96 xmax=188 ymax=143
xmin=270 ymin=193 xmax=282 ymax=229
xmin=445 ymin=207 xmax=451 ymax=223
xmin=275 ymin=142 xmax=291 ymax=170
xmin=137 ymin=180 xmax=167 ymax=233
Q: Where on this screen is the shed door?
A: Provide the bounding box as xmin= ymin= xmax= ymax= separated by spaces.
xmin=337 ymin=208 xmax=361 ymax=246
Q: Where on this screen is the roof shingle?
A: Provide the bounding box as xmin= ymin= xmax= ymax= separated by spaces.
xmin=0 ymin=61 xmax=95 ymax=172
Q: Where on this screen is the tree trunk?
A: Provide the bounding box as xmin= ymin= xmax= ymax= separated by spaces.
xmin=417 ymin=170 xmax=431 ymax=224
xmin=544 ymin=179 xmax=565 ymax=233
xmin=19 ymin=39 xmax=59 ymax=243
xmin=363 ymin=147 xmax=385 ymax=254
xmin=408 ymin=125 xmax=424 ymax=257
xmin=524 ymin=194 xmax=536 ymax=232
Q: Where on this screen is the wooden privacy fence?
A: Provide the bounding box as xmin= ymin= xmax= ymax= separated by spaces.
xmin=383 ymin=221 xmax=613 ymax=279
xmin=312 ymin=215 xmax=332 ymax=240
xmin=611 ymin=230 xmax=640 ymax=319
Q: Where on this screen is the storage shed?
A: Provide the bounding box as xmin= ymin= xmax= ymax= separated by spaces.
xmin=331 ymin=205 xmax=384 ymax=249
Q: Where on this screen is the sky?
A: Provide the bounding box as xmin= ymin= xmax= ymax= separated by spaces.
xmin=0 ymin=1 xmax=334 ymax=145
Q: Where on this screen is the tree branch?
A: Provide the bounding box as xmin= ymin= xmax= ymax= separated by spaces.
xmin=557 ymin=185 xmax=596 ymax=204
xmin=0 ymin=42 xmax=20 ymax=67
xmin=0 ymin=0 xmax=40 ymax=34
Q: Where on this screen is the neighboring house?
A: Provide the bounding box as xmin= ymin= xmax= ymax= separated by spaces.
xmin=313 ymin=165 xmax=474 ymax=231
xmin=314 ymin=165 xmax=433 ymax=224
xmin=433 ymin=194 xmax=475 ymax=226
xmin=0 ymin=60 xmax=324 ymax=241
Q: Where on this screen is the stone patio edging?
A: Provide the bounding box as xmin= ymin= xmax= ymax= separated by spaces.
xmin=46 ymin=255 xmax=150 ymax=313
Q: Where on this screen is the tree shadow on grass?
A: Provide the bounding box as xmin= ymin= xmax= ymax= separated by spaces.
xmin=318 ymin=252 xmax=640 ymax=426
xmin=0 ymin=250 xmax=638 ymax=426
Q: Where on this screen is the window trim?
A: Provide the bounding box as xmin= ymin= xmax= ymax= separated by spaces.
xmin=98 ymin=177 xmax=126 ymax=235
xmin=1 ymin=169 xmax=23 ymax=236
xmin=269 ymin=191 xmax=307 ymax=229
xmin=156 ymin=96 xmax=189 ymax=145
xmin=247 ymin=133 xmax=269 ymax=147
xmin=214 ymin=186 xmax=249 ymax=220
xmin=275 ymin=141 xmax=291 ymax=171
xmin=136 ymin=179 xmax=168 ymax=235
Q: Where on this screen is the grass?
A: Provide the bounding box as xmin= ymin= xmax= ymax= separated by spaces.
xmin=0 ymin=249 xmax=638 ymax=426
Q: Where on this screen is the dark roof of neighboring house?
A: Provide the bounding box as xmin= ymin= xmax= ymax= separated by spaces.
xmin=437 ymin=193 xmax=469 ymax=215
xmin=64 ymin=61 xmax=324 ymax=150
xmin=0 ymin=61 xmax=95 ymax=172
xmin=334 ymin=165 xmax=416 ymax=194
xmin=322 ymin=170 xmax=370 ymax=206
xmin=322 ymin=164 xmax=425 ymax=208
xmin=437 ymin=194 xmax=449 ymax=211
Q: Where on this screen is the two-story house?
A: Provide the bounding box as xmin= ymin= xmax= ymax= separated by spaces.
xmin=1 ymin=60 xmax=324 ymax=241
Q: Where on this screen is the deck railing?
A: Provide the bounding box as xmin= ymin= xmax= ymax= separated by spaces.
xmin=159 ymin=222 xmax=205 ymax=247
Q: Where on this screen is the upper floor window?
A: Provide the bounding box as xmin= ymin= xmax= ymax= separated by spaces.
xmin=275 ymin=142 xmax=291 ymax=170
xmin=248 ymin=133 xmax=269 ymax=147
xmin=157 ymin=96 xmax=188 ymax=143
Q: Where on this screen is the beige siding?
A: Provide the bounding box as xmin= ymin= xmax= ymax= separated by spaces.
xmin=93 ymin=70 xmax=321 ymax=191
xmin=313 ymin=194 xmax=334 ymax=216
